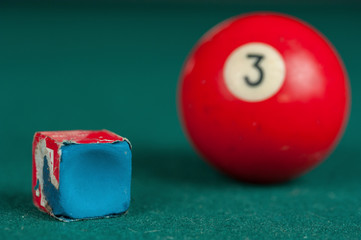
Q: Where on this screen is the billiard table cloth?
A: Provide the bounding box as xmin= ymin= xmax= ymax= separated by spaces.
xmin=0 ymin=1 xmax=360 ymax=239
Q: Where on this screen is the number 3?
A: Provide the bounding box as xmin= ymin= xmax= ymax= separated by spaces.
xmin=244 ymin=54 xmax=264 ymax=87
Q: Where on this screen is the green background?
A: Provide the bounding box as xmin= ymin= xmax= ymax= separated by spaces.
xmin=1 ymin=1 xmax=361 ymax=239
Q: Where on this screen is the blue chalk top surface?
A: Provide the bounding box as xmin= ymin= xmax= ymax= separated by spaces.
xmin=53 ymin=141 xmax=132 ymax=219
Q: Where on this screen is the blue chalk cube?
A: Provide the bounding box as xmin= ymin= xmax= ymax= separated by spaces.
xmin=33 ymin=130 xmax=132 ymax=221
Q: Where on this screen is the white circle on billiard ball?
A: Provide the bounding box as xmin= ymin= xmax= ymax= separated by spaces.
xmin=223 ymin=42 xmax=286 ymax=102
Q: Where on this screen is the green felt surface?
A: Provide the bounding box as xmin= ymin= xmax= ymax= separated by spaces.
xmin=1 ymin=1 xmax=361 ymax=239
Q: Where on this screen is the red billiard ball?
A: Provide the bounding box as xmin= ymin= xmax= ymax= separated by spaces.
xmin=177 ymin=12 xmax=350 ymax=183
